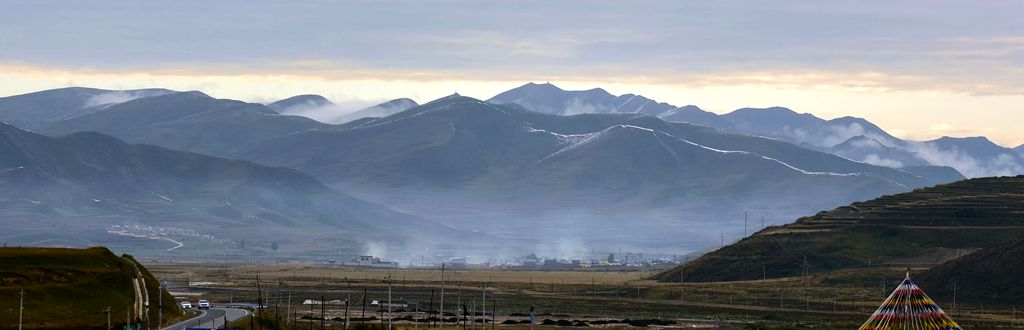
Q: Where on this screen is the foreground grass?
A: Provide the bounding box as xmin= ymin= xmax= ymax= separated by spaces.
xmin=0 ymin=247 xmax=187 ymax=329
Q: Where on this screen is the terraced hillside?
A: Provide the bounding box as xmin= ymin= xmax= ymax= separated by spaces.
xmin=654 ymin=175 xmax=1024 ymax=282
xmin=0 ymin=247 xmax=182 ymax=328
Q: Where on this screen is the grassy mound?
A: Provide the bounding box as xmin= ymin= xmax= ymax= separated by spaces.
xmin=654 ymin=175 xmax=1024 ymax=282
xmin=0 ymin=246 xmax=182 ymax=328
xmin=916 ymin=235 xmax=1024 ymax=303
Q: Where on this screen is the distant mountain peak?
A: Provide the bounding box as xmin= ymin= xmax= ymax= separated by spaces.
xmin=428 ymin=93 xmax=478 ymax=105
xmin=732 ymin=106 xmax=801 ymax=115
xmin=489 ymin=82 xmax=669 ymax=116
xmin=327 ymin=98 xmax=420 ymax=124
xmin=839 ymin=135 xmax=884 ymax=147
xmin=386 ymin=97 xmax=417 ymax=104
xmin=267 ymin=94 xmax=333 ymax=112
xmin=521 ymin=81 xmax=565 ymax=91
xmin=434 ymin=93 xmax=465 ymax=102
xmin=936 ymin=135 xmax=992 ymax=143
xmin=0 ymin=87 xmax=177 ymax=129
xmin=831 ymin=115 xmax=869 ymax=122
xmin=182 ymin=90 xmax=211 ymax=97
xmin=583 ymin=87 xmax=612 ymax=94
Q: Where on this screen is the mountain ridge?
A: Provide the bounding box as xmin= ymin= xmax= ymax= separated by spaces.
xmin=37 ymin=91 xmax=334 ymax=155
xmin=267 ymin=94 xmax=333 ymax=112
xmin=329 ymin=98 xmax=420 ymax=124
xmin=487 ymin=82 xmax=1020 ymax=178
xmin=235 ymin=95 xmax=932 ymax=250
xmin=652 ymin=175 xmax=1024 ymax=282
xmin=0 ymin=121 xmax=467 ymax=254
xmin=0 ymin=87 xmax=176 ymax=129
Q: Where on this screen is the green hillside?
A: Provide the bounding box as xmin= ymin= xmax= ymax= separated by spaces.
xmin=0 ymin=247 xmax=183 ymax=329
xmin=654 ymin=175 xmax=1024 ymax=283
xmin=916 ymin=235 xmax=1024 ymax=303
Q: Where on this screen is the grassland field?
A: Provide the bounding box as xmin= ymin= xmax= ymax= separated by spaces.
xmin=147 ymin=262 xmax=1024 ymax=329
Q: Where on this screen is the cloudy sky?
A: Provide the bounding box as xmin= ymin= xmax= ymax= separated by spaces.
xmin=1 ymin=0 xmax=1022 ymax=146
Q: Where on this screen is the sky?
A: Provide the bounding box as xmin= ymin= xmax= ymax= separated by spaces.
xmin=1 ymin=0 xmax=1022 ymax=147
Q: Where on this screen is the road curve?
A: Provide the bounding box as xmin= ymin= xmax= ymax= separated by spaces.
xmin=162 ymin=308 xmax=249 ymax=330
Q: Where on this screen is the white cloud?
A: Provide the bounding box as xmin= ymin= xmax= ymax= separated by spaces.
xmin=909 ymin=142 xmax=1024 ymax=178
xmin=83 ymin=90 xmax=164 ymax=108
xmin=849 ymin=137 xmax=884 ymax=150
xmin=562 ymin=98 xmax=604 ymax=116
xmin=821 ymin=123 xmax=866 ymax=147
xmin=862 ymin=154 xmax=903 ymax=168
xmin=274 ymin=100 xmax=383 ymax=124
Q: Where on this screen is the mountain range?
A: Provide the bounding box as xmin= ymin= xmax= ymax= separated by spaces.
xmin=489 ymin=82 xmax=676 ymax=116
xmin=36 ymin=90 xmax=333 ymax=156
xmin=490 ymin=83 xmax=1023 ymax=178
xmin=0 ymin=87 xmax=174 ymax=130
xmin=0 ymin=121 xmax=468 ymax=255
xmin=233 ymin=95 xmax=941 ymax=250
xmin=268 ymin=94 xmax=420 ymax=124
xmin=327 ymin=98 xmax=420 ymax=124
xmin=0 ymin=84 xmax=1018 ymax=256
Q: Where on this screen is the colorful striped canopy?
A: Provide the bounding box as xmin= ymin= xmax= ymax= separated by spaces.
xmin=858 ymin=272 xmax=962 ymax=330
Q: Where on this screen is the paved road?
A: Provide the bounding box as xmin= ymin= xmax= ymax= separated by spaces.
xmin=162 ymin=308 xmax=249 ymax=330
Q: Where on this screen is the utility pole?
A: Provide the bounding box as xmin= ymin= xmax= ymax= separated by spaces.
xmin=744 ymin=211 xmax=748 ymax=237
xmin=952 ymin=280 xmax=958 ymax=315
xmin=428 ymin=289 xmax=435 ymax=327
xmin=457 ymin=280 xmax=462 ymax=325
xmin=103 ymin=307 xmax=111 ymax=330
xmin=256 ymin=273 xmax=265 ymax=330
xmin=387 ymin=273 xmax=393 ymax=330
xmin=679 ymin=271 xmax=684 ymax=300
xmin=158 ymin=281 xmax=165 ymax=329
xmin=18 ymin=289 xmax=24 ymax=330
xmin=481 ymin=283 xmax=486 ymax=327
xmin=440 ymin=262 xmax=445 ymax=330
xmin=345 ymin=278 xmax=350 ymax=329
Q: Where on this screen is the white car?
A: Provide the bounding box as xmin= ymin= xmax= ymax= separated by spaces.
xmin=180 ymin=301 xmax=193 ymax=309
xmin=197 ymin=300 xmax=210 ymax=309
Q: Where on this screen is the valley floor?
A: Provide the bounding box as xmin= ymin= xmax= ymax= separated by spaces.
xmin=147 ymin=263 xmax=1024 ymax=329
